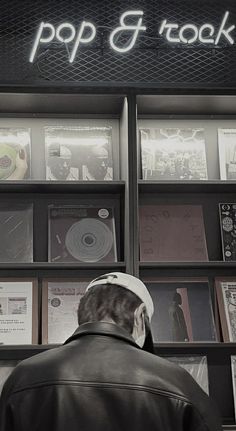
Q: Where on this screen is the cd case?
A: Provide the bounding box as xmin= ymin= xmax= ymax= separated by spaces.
xmin=164 ymin=355 xmax=209 ymax=394
xmin=48 ymin=205 xmax=117 ymax=263
xmin=145 ymin=278 xmax=217 ymax=343
xmin=219 ymin=203 xmax=236 ymax=261
xmin=45 ymin=126 xmax=113 ymax=181
xmin=140 ymin=127 xmax=208 ymax=180
xmin=0 ymin=127 xmax=31 ymax=180
xmin=0 ymin=204 xmax=33 ymax=262
xmin=42 ymin=279 xmax=88 ymax=344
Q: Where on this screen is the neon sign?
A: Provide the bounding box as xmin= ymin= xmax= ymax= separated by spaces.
xmin=29 ymin=10 xmax=236 ymax=63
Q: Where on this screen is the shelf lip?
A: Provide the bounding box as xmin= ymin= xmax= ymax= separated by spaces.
xmin=138 ymin=180 xmax=236 ymax=193
xmin=154 ymin=342 xmax=236 ymax=348
xmin=0 ymin=180 xmax=126 ymax=194
xmin=0 ymin=262 xmax=126 ymax=270
xmin=139 ymin=261 xmax=236 ymax=269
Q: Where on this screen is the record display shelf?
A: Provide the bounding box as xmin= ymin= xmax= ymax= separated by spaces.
xmin=135 ymin=94 xmax=236 ymax=426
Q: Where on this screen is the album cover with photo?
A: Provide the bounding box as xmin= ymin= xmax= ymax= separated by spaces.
xmin=45 ymin=126 xmax=113 ymax=181
xmin=145 ymin=278 xmax=217 ymax=343
xmin=140 ymin=128 xmax=208 ymax=180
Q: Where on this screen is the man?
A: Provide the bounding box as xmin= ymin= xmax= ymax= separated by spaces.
xmin=47 ymin=145 xmax=79 ymax=180
xmin=82 ymin=145 xmax=113 ymax=180
xmin=0 ymin=272 xmax=221 ymax=431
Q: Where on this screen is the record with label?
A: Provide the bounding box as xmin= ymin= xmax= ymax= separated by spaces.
xmin=219 ymin=203 xmax=236 ymax=261
xmin=48 ymin=206 xmax=117 ymax=263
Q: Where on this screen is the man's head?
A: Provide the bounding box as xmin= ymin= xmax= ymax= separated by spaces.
xmin=78 ymin=272 xmax=154 ymax=348
xmin=87 ymin=146 xmax=109 ymax=179
xmin=48 ymin=145 xmax=72 ymax=180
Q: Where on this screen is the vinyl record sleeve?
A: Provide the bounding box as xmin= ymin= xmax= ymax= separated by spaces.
xmin=231 ymin=356 xmax=236 ymax=422
xmin=42 ymin=279 xmax=88 ymax=344
xmin=215 ymin=278 xmax=236 ymax=342
xmin=45 ymin=126 xmax=113 ymax=181
xmin=139 ymin=204 xmax=208 ymax=262
xmin=219 ymin=203 xmax=236 ymax=261
xmin=218 ymin=129 xmax=236 ymax=180
xmin=0 ymin=203 xmax=33 ymax=262
xmin=145 ymin=278 xmax=217 ymax=343
xmin=140 ymin=128 xmax=208 ymax=180
xmin=0 ymin=360 xmax=19 ymax=394
xmin=0 ymin=278 xmax=38 ymax=345
xmin=164 ymin=355 xmax=209 ymax=394
xmin=0 ymin=127 xmax=31 ymax=180
xmin=48 ymin=205 xmax=117 ymax=263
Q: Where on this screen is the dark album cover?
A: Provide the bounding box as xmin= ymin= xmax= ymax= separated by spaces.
xmin=140 ymin=128 xmax=208 ymax=180
xmin=0 ymin=204 xmax=33 ymax=262
xmin=48 ymin=205 xmax=117 ymax=263
xmin=45 ymin=126 xmax=113 ymax=181
xmin=165 ymin=355 xmax=209 ymax=394
xmin=219 ymin=203 xmax=236 ymax=261
xmin=140 ymin=204 xmax=208 ymax=262
xmin=146 ymin=279 xmax=217 ymax=342
xmin=0 ymin=128 xmax=31 ymax=180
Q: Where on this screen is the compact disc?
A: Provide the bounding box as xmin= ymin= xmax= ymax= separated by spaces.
xmin=65 ymin=218 xmax=113 ymax=262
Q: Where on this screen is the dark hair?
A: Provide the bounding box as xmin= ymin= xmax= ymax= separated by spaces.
xmin=78 ymin=284 xmax=143 ymax=334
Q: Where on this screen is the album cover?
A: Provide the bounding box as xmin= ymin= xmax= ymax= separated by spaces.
xmin=139 ymin=204 xmax=208 ymax=261
xmin=219 ymin=203 xmax=236 ymax=261
xmin=140 ymin=128 xmax=208 ymax=180
xmin=0 ymin=127 xmax=31 ymax=180
xmin=231 ymin=356 xmax=236 ymax=421
xmin=0 ymin=279 xmax=38 ymax=344
xmin=145 ymin=278 xmax=217 ymax=342
xmin=165 ymin=355 xmax=209 ymax=394
xmin=45 ymin=126 xmax=113 ymax=181
xmin=215 ymin=278 xmax=236 ymax=342
xmin=0 ymin=360 xmax=19 ymax=393
xmin=218 ymin=129 xmax=236 ymax=180
xmin=42 ymin=279 xmax=88 ymax=344
xmin=48 ymin=205 xmax=117 ymax=263
xmin=0 ymin=204 xmax=33 ymax=262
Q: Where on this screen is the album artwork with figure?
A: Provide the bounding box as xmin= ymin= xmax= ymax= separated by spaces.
xmin=145 ymin=279 xmax=217 ymax=343
xmin=45 ymin=126 xmax=113 ymax=181
xmin=140 ymin=127 xmax=208 ymax=180
xmin=48 ymin=205 xmax=117 ymax=263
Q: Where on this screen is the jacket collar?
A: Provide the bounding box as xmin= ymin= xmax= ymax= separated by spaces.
xmin=64 ymin=321 xmax=140 ymax=349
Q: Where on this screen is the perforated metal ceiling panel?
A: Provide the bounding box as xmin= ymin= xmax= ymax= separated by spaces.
xmin=0 ymin=0 xmax=236 ymax=88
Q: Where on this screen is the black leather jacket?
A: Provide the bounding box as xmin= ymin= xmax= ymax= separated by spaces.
xmin=0 ymin=322 xmax=222 ymax=431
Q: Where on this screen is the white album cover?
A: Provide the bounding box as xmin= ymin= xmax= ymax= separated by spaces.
xmin=43 ymin=281 xmax=88 ymax=344
xmin=166 ymin=355 xmax=209 ymax=394
xmin=45 ymin=126 xmax=113 ymax=181
xmin=0 ymin=281 xmax=33 ymax=344
xmin=0 ymin=127 xmax=31 ymax=180
xmin=218 ymin=129 xmax=236 ymax=180
xmin=218 ymin=281 xmax=236 ymax=342
xmin=140 ymin=128 xmax=208 ymax=180
xmin=48 ymin=205 xmax=117 ymax=263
